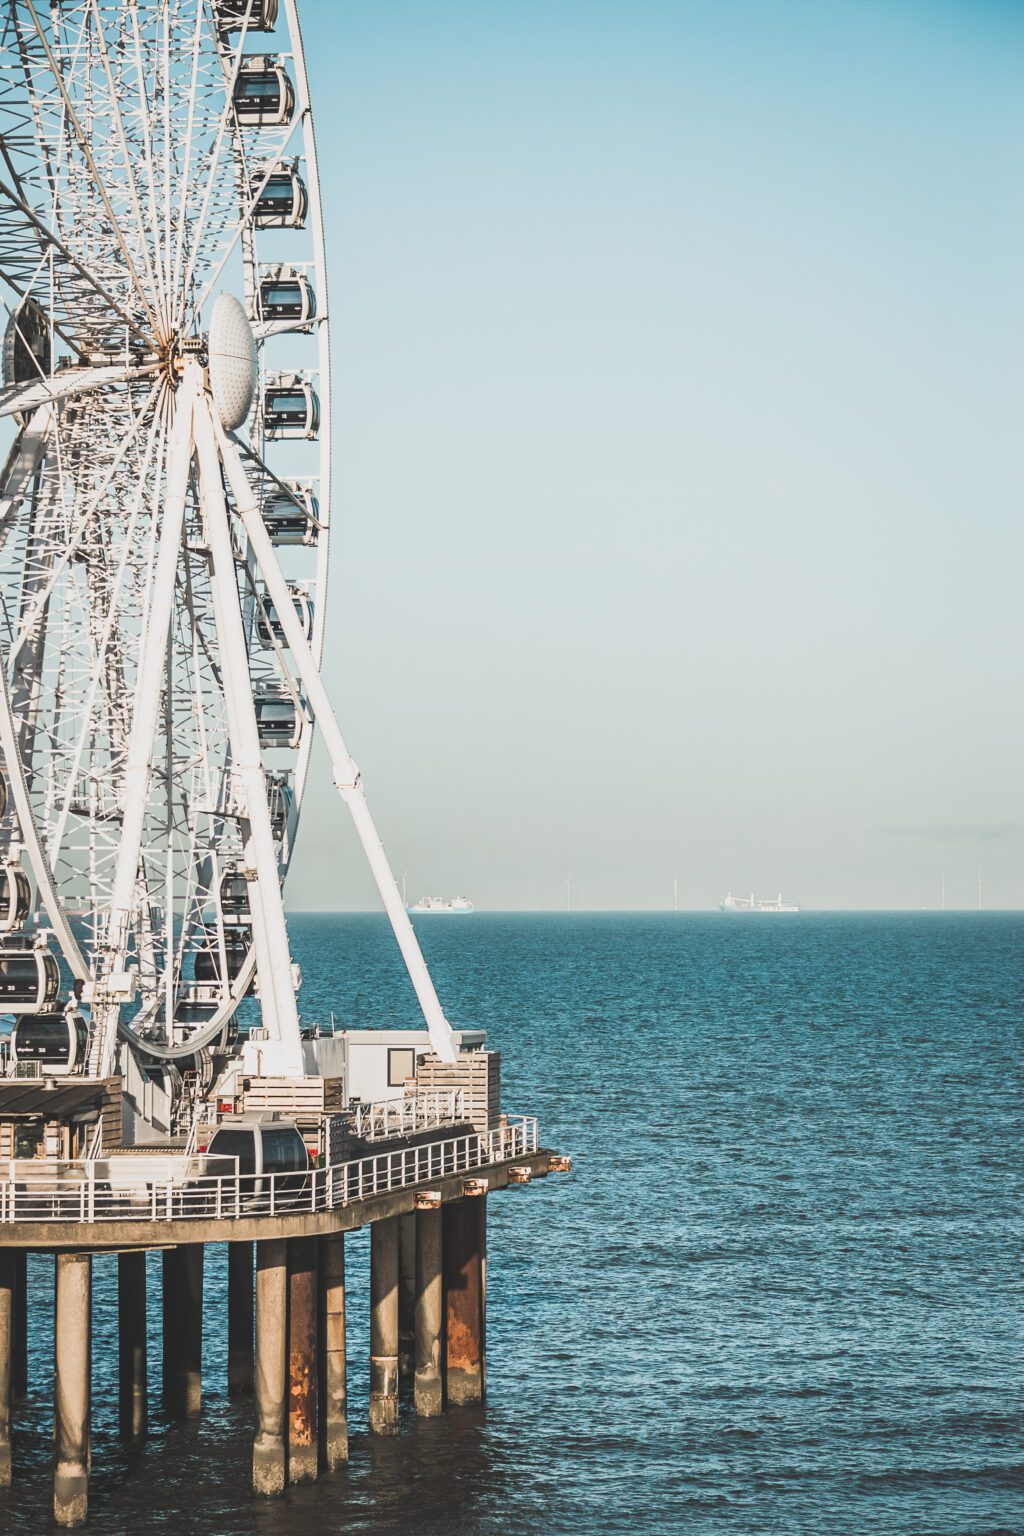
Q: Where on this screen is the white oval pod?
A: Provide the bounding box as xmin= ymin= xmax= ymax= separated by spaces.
xmin=208 ymin=293 xmax=257 ymax=430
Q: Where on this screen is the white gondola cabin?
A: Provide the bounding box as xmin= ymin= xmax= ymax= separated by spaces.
xmin=11 ymin=1010 xmax=87 ymax=1075
xmin=0 ymin=938 xmax=60 ymax=1013
xmin=252 ymin=163 xmax=307 ymax=228
xmin=214 ymin=0 xmax=278 ymax=30
xmin=0 ymin=865 xmax=32 ymax=933
xmin=233 ymin=58 xmax=295 ymax=128
xmin=267 ymin=772 xmax=294 ymax=839
xmin=258 ymin=265 xmax=316 ymax=323
xmin=195 ymin=934 xmax=251 ymax=985
xmin=254 ymin=688 xmax=302 ymax=749
xmin=220 ymin=866 xmax=251 ymax=924
xmin=261 ymin=481 xmax=320 ymax=546
xmin=256 ymin=584 xmax=314 ymax=648
xmin=263 ymin=374 xmax=319 ymax=439
xmin=3 ymin=296 xmax=51 ymax=389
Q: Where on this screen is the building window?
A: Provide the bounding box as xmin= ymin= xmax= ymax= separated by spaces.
xmin=387 ymin=1047 xmax=416 ymax=1088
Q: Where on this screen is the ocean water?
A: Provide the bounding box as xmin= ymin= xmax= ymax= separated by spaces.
xmin=3 ymin=912 xmax=1021 ymax=1535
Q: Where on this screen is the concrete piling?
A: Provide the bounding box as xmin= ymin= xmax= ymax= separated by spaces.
xmin=414 ymin=1205 xmax=444 ymax=1417
xmin=369 ymin=1216 xmax=399 ymax=1433
xmin=287 ymin=1236 xmax=318 ymax=1484
xmin=162 ymin=1243 xmax=203 ymax=1419
xmin=53 ymin=1253 xmax=90 ymax=1527
xmin=398 ymin=1211 xmax=416 ymax=1382
xmin=117 ymin=1251 xmax=147 ymax=1441
xmin=253 ymin=1238 xmax=288 ymax=1496
xmin=0 ymin=1248 xmax=13 ymax=1485
xmin=444 ymin=1196 xmax=486 ymax=1405
xmin=318 ymin=1231 xmax=348 ymax=1469
xmin=227 ymin=1241 xmax=254 ymax=1396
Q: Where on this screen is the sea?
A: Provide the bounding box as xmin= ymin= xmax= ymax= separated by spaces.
xmin=2 ymin=912 xmax=1020 ymax=1535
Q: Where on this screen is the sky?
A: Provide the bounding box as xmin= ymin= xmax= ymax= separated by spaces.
xmin=287 ymin=0 xmax=1023 ymax=912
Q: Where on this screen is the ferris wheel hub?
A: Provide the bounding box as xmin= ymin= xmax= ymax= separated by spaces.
xmin=207 ymin=294 xmax=258 ymax=429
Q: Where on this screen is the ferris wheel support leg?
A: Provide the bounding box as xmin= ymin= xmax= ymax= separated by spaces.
xmin=194 ymin=398 xmax=304 ymax=1079
xmin=94 ymin=380 xmax=196 ymax=1079
xmin=216 ymin=427 xmax=457 ymax=1066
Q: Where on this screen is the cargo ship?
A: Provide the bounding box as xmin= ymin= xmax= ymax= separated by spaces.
xmin=720 ymin=892 xmax=799 ymax=913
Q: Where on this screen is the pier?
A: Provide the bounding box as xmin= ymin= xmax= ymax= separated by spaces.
xmin=0 ymin=1088 xmax=565 ymax=1524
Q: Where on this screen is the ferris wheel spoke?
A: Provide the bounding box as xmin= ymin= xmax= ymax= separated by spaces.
xmin=82 ymin=0 xmax=169 ymax=338
xmin=0 ymin=176 xmax=148 ymax=339
xmin=172 ymin=20 xmax=266 ymax=335
xmin=186 ymin=111 xmax=305 ymax=333
xmin=22 ymin=0 xmax=163 ymax=339
xmin=9 ymin=377 xmax=162 ymax=662
xmin=45 ymin=399 xmax=164 ymax=864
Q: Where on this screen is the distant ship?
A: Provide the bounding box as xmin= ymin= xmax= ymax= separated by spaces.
xmin=407 ymin=896 xmax=475 ymax=915
xmin=720 ymin=892 xmax=799 ymax=913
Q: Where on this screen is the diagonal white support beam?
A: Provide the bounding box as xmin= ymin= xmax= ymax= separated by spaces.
xmin=93 ymin=373 xmax=196 ymax=1078
xmin=216 ymin=422 xmax=458 ymax=1065
xmin=194 ymin=395 xmax=304 ymax=1078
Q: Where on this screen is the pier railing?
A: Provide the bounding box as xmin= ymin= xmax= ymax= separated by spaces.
xmin=0 ymin=1115 xmax=539 ymax=1224
xmin=351 ymin=1088 xmax=466 ymax=1140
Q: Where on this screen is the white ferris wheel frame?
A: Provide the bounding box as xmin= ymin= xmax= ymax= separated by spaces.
xmin=0 ymin=0 xmax=457 ymax=1084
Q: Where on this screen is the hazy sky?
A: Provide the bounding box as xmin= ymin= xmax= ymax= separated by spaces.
xmin=288 ymin=0 xmax=1023 ymax=912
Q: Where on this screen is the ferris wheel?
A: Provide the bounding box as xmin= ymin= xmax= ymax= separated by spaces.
xmin=0 ymin=0 xmax=455 ymax=1123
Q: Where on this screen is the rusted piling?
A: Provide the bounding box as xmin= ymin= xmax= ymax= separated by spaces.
xmin=444 ymin=1193 xmax=486 ymax=1405
xmin=287 ymin=1236 xmax=318 ymax=1483
xmin=253 ymin=1238 xmax=288 ymax=1496
xmin=414 ymin=1196 xmax=444 ymax=1416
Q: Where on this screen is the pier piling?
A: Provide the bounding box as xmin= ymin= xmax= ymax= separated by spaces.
xmin=398 ymin=1211 xmax=416 ymax=1382
xmin=287 ymin=1236 xmax=318 ymax=1484
xmin=414 ymin=1204 xmax=444 ymax=1417
xmin=53 ymin=1253 xmax=90 ymax=1528
xmin=227 ymin=1241 xmax=254 ymax=1396
xmin=163 ymin=1244 xmax=203 ymax=1419
xmin=117 ymin=1251 xmax=147 ymax=1441
xmin=253 ymin=1239 xmax=288 ymax=1496
xmin=369 ymin=1216 xmax=399 ymax=1433
xmin=0 ymin=1248 xmax=13 ymax=1485
xmin=444 ymin=1196 xmax=486 ymax=1405
xmin=318 ymin=1231 xmax=348 ymax=1468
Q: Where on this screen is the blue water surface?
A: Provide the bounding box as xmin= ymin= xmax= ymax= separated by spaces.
xmin=3 ymin=912 xmax=1021 ymax=1535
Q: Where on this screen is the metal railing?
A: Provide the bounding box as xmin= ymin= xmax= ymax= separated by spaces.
xmin=351 ymin=1088 xmax=466 ymax=1140
xmin=0 ymin=1116 xmax=539 ymax=1224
